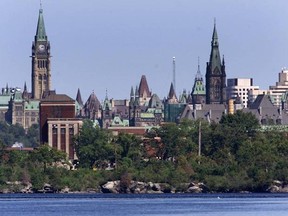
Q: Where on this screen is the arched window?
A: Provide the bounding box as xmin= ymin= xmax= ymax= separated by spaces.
xmin=215 ymin=80 xmax=220 ymax=99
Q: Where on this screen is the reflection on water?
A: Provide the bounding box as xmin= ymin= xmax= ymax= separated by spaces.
xmin=0 ymin=193 xmax=288 ymax=216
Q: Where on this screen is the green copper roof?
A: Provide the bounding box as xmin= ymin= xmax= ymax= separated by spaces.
xmin=192 ymin=80 xmax=206 ymax=95
xmin=35 ymin=9 xmax=47 ymax=41
xmin=0 ymin=95 xmax=10 ymax=109
xmin=24 ymin=100 xmax=39 ymax=111
xmin=209 ymin=23 xmax=222 ymax=74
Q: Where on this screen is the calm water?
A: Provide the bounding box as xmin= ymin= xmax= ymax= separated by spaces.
xmin=0 ymin=193 xmax=288 ymax=216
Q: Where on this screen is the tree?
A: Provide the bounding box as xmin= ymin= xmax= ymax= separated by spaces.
xmin=26 ymin=124 xmax=40 ymax=147
xmin=148 ymin=122 xmax=196 ymax=161
xmin=29 ymin=145 xmax=67 ymax=172
xmin=73 ymin=120 xmax=114 ymax=168
xmin=116 ymin=133 xmax=143 ymax=163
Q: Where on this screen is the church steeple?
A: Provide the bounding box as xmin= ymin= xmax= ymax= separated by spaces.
xmin=205 ymin=20 xmax=226 ymax=104
xmin=35 ymin=8 xmax=47 ymax=42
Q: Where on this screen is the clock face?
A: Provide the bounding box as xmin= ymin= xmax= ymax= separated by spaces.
xmin=38 ymin=44 xmax=45 ymax=52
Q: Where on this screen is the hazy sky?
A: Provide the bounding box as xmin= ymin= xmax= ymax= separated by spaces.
xmin=0 ymin=0 xmax=288 ymax=102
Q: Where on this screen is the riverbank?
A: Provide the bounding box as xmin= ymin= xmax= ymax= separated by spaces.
xmin=1 ymin=180 xmax=288 ymax=194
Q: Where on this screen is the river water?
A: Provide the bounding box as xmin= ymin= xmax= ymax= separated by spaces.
xmin=0 ymin=193 xmax=288 ymax=216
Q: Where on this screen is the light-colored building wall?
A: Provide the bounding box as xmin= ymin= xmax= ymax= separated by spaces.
xmin=248 ymin=89 xmax=271 ymax=105
xmin=269 ymin=69 xmax=288 ymax=107
xmin=226 ymin=78 xmax=259 ymax=108
xmin=47 ymin=118 xmax=82 ymax=160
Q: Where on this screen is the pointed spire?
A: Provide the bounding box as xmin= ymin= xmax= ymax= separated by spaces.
xmin=129 ymin=86 xmax=135 ymax=106
xmin=168 ymin=82 xmax=177 ymax=99
xmin=134 ymin=85 xmax=140 ymax=106
xmin=195 ymin=57 xmax=202 ymax=81
xmin=208 ymin=19 xmax=222 ymax=74
xmin=35 ymin=7 xmax=47 ymax=41
xmin=22 ymin=82 xmax=30 ymax=100
xmin=24 ymin=82 xmax=27 ymax=91
xmin=130 ymin=86 xmax=134 ymax=98
xmin=138 ymin=75 xmax=151 ymax=97
xmin=76 ymin=88 xmax=83 ymax=106
xmin=105 ymin=88 xmax=108 ymax=100
xmin=135 ymin=85 xmax=139 ymax=97
xmin=222 ymin=55 xmax=225 ymax=66
xmin=212 ymin=18 xmax=218 ymax=45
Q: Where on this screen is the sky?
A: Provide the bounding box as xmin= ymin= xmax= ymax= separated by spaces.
xmin=0 ymin=0 xmax=288 ymax=103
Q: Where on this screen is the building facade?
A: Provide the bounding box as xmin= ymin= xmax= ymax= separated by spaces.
xmin=39 ymin=93 xmax=82 ymax=160
xmin=226 ymin=78 xmax=259 ymax=108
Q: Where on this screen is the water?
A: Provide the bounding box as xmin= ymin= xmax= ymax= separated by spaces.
xmin=0 ymin=193 xmax=288 ymax=216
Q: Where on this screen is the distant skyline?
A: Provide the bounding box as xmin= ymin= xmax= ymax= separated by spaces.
xmin=0 ymin=0 xmax=288 ymax=102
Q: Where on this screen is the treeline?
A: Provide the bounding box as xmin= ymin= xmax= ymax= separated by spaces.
xmin=1 ymin=111 xmax=288 ymax=193
xmin=0 ymin=121 xmax=39 ymax=148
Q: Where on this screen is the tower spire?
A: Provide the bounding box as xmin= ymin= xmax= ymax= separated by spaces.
xmin=205 ymin=20 xmax=226 ymax=104
xmin=195 ymin=57 xmax=202 ymax=81
xmin=35 ymin=5 xmax=47 ymax=41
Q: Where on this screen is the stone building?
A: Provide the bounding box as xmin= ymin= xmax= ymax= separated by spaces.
xmin=129 ymin=76 xmax=164 ymax=126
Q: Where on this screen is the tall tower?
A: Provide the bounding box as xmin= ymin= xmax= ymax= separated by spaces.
xmin=31 ymin=7 xmax=51 ymax=99
xmin=205 ymin=21 xmax=226 ymax=104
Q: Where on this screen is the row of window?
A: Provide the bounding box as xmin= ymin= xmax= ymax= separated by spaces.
xmin=37 ymin=60 xmax=48 ymax=69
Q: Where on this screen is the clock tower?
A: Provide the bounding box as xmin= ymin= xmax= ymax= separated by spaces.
xmin=31 ymin=8 xmax=51 ymax=99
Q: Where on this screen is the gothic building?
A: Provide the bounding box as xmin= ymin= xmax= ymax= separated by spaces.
xmin=31 ymin=8 xmax=51 ymax=100
xmin=205 ymin=22 xmax=226 ymax=104
xmin=0 ymin=8 xmax=52 ymax=130
xmin=129 ymin=76 xmax=164 ymax=126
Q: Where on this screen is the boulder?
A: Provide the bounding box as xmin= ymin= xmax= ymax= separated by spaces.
xmin=101 ymin=181 xmax=120 ymax=193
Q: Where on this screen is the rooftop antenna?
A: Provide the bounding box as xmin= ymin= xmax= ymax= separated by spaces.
xmin=198 ymin=56 xmax=200 ymax=72
xmin=173 ymin=57 xmax=176 ymax=94
xmin=40 ymin=0 xmax=42 ymax=9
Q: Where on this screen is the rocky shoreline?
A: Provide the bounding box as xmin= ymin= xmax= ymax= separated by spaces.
xmin=1 ymin=180 xmax=288 ymax=194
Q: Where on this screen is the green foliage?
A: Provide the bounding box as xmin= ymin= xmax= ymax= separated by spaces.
xmin=0 ymin=121 xmax=39 ymax=147
xmin=1 ymin=112 xmax=288 ymax=193
xmin=29 ymin=145 xmax=67 ymax=172
xmin=73 ymin=120 xmax=115 ymax=168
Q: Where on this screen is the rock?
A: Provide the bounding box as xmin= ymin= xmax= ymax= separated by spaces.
xmin=187 ymin=186 xmax=202 ymax=193
xmin=101 ymin=181 xmax=120 ymax=193
xmin=21 ymin=183 xmax=33 ymax=193
xmin=152 ymin=183 xmax=161 ymax=191
xmin=61 ymin=187 xmax=70 ymax=193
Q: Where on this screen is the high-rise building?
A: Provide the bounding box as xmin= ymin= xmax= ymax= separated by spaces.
xmin=205 ymin=22 xmax=226 ymax=104
xmin=226 ymin=78 xmax=259 ymax=108
xmin=268 ymin=68 xmax=288 ymax=107
xmin=31 ymin=8 xmax=51 ymax=99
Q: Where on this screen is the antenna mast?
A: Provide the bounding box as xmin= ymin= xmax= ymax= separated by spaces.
xmin=173 ymin=57 xmax=176 ymax=93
